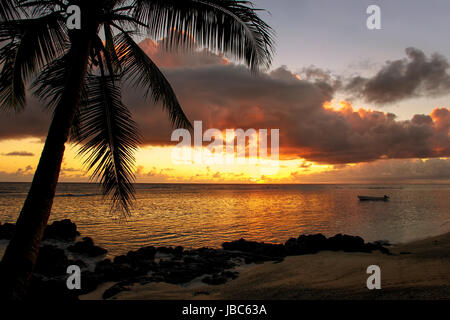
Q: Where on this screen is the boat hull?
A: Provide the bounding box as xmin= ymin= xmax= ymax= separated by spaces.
xmin=358 ymin=196 xmax=389 ymax=201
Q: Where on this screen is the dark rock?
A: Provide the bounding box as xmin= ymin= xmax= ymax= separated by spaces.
xmin=127 ymin=245 xmax=156 ymax=262
xmin=1 ymin=219 xmax=80 ymax=241
xmin=95 ymin=257 xmax=147 ymax=281
xmin=326 ymin=234 xmax=365 ymax=252
xmin=114 ymin=255 xmax=131 ymax=265
xmin=155 ymin=246 xmax=183 ymax=256
xmin=373 ymin=240 xmax=391 ymax=247
xmin=222 ymin=238 xmax=286 ymax=258
xmin=284 ymin=238 xmax=299 ymax=253
xmin=68 ymin=237 xmax=107 ymax=257
xmin=95 ymin=258 xmax=129 ymax=280
xmin=43 ymin=219 xmax=79 ymax=241
xmin=284 ymin=234 xmax=328 ymax=255
xmin=298 ymin=234 xmax=328 ymax=252
xmin=222 ymin=270 xmax=239 ymax=280
xmin=220 ymin=233 xmax=389 ymax=258
xmin=0 ymin=222 xmax=15 ymax=240
xmin=163 ymin=269 xmax=197 ymax=284
xmin=35 ymin=245 xmax=68 ymax=277
xmin=159 ymin=259 xmax=182 ymax=268
xmin=68 ymin=259 xmax=87 ymax=269
xmin=156 ymin=246 xmax=177 ymax=254
xmin=95 ymin=259 xmax=114 ymax=274
xmin=115 ymin=246 xmax=157 ymax=275
xmin=175 ymin=246 xmax=184 ymax=255
xmin=202 ymin=272 xmax=229 ymax=285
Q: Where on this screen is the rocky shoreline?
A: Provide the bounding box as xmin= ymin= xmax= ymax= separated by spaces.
xmin=0 ymin=219 xmax=391 ymax=300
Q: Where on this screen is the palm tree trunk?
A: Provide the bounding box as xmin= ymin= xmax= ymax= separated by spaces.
xmin=0 ymin=32 xmax=93 ymax=300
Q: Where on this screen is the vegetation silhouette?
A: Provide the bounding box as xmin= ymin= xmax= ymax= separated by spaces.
xmin=0 ymin=0 xmax=274 ymax=299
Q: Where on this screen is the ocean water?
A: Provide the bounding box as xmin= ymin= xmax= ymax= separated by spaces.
xmin=1 ymin=183 xmax=449 ymax=257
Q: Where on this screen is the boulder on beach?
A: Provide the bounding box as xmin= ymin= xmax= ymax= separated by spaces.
xmin=0 ymin=219 xmax=79 ymax=241
xmin=68 ymin=237 xmax=107 ymax=257
xmin=326 ymin=234 xmax=365 ymax=252
xmin=127 ymin=245 xmax=157 ymax=262
xmin=156 ymin=246 xmax=184 ymax=256
xmin=222 ymin=238 xmax=287 ymax=258
xmin=43 ymin=219 xmax=80 ymax=241
xmin=285 ymin=233 xmax=328 ymax=254
xmin=95 ymin=258 xmax=143 ymax=281
xmin=223 ymin=233 xmax=390 ymax=257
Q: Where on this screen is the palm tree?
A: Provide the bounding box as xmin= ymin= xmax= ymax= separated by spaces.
xmin=0 ymin=0 xmax=274 ymax=299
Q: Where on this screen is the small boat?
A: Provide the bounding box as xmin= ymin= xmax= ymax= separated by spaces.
xmin=358 ymin=195 xmax=390 ymax=201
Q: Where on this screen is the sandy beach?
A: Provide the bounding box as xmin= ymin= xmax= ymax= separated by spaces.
xmin=81 ymin=232 xmax=450 ymax=300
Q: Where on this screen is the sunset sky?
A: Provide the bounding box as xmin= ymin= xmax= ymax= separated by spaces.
xmin=0 ymin=0 xmax=449 ymax=183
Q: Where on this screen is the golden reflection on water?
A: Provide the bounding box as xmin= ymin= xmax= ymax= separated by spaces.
xmin=0 ymin=183 xmax=450 ymax=257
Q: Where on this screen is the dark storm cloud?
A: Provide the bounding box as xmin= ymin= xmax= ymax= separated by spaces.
xmin=344 ymin=47 xmax=450 ymax=104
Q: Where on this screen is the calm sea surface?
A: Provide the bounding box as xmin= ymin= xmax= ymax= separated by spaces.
xmin=1 ymin=183 xmax=449 ymax=257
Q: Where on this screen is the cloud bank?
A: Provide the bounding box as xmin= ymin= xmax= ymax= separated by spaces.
xmin=0 ymin=40 xmax=448 ymax=167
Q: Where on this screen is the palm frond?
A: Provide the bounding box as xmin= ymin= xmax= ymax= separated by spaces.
xmin=18 ymin=0 xmax=66 ymax=17
xmin=0 ymin=42 xmax=25 ymax=110
xmin=114 ymin=31 xmax=192 ymax=129
xmin=0 ymin=0 xmax=23 ymax=21
xmin=75 ymin=74 xmax=141 ymax=215
xmin=0 ymin=14 xmax=68 ymax=111
xmin=31 ymin=53 xmax=68 ymax=109
xmin=132 ymin=0 xmax=275 ymax=71
xmin=103 ymin=23 xmax=122 ymax=72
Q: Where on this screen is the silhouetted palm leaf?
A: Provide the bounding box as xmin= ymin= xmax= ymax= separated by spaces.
xmin=132 ymin=0 xmax=275 ymax=71
xmin=32 ymin=53 xmax=69 ymax=109
xmin=76 ymin=74 xmax=141 ymax=215
xmin=0 ymin=42 xmax=26 ymax=110
xmin=0 ymin=13 xmax=68 ymax=110
xmin=0 ymin=0 xmax=22 ymax=21
xmin=115 ymin=31 xmax=192 ymax=129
